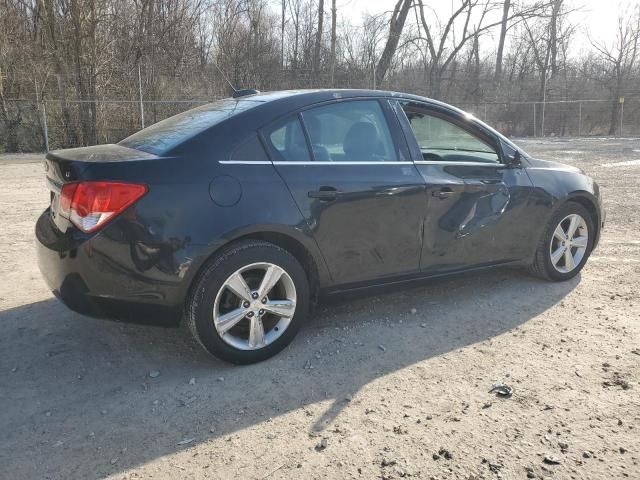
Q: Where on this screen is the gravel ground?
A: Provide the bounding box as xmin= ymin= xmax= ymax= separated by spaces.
xmin=0 ymin=138 xmax=638 ymax=480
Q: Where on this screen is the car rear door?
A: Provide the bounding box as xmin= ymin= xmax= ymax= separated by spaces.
xmin=263 ymin=98 xmax=427 ymax=286
xmin=393 ymin=100 xmax=534 ymax=271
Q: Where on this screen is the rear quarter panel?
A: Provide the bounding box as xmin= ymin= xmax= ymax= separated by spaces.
xmin=80 ymin=155 xmax=328 ymax=303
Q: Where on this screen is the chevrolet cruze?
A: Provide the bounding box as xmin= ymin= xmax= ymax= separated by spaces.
xmin=36 ymin=89 xmax=605 ymax=363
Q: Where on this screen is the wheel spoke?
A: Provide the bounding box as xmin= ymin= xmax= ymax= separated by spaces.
xmin=550 ymin=246 xmax=565 ymax=266
xmin=216 ymin=307 xmax=248 ymax=334
xmin=566 ymin=215 xmax=579 ymax=240
xmin=553 ymin=224 xmax=567 ymax=242
xmin=263 ymin=299 xmax=296 ymax=318
xmin=258 ymin=265 xmax=284 ymax=298
xmin=225 ymin=271 xmax=253 ymax=302
xmin=564 ymin=248 xmax=575 ymax=271
xmin=214 ymin=262 xmax=297 ymax=351
xmin=248 ymin=317 xmax=265 ymax=349
xmin=572 ymin=235 xmax=588 ymax=248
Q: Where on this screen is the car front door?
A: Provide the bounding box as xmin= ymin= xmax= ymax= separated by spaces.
xmin=263 ymin=99 xmax=427 ymax=286
xmin=393 ymin=100 xmax=534 ymax=272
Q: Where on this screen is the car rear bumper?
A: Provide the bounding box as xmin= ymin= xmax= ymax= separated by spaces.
xmin=35 ymin=209 xmax=193 ymax=326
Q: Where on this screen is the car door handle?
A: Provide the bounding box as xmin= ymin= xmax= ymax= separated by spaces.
xmin=432 ymin=187 xmax=454 ymax=199
xmin=308 ymin=187 xmax=342 ymax=200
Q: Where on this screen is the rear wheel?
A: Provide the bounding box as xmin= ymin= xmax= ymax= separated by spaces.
xmin=529 ymin=201 xmax=595 ymax=281
xmin=187 ymin=240 xmax=309 ymax=364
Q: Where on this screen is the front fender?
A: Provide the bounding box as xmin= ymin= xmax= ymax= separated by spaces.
xmin=524 ymin=163 xmax=603 ymax=260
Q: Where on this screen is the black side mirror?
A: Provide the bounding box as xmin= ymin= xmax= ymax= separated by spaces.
xmin=510 ymin=150 xmax=522 ymax=166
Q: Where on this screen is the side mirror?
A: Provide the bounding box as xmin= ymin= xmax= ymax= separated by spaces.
xmin=510 ymin=150 xmax=522 ymax=166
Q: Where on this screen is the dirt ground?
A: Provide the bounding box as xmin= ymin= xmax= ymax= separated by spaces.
xmin=0 ymin=138 xmax=638 ymax=480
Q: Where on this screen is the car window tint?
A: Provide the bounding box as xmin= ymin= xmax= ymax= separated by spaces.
xmin=401 ymin=105 xmax=500 ymax=164
xmin=119 ymin=98 xmax=261 ymax=155
xmin=264 ymin=116 xmax=311 ymax=162
xmin=230 ymin=133 xmax=270 ymax=161
xmin=302 ymin=100 xmax=398 ymax=162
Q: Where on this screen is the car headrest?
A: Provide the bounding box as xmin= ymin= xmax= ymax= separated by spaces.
xmin=343 ymin=122 xmax=378 ymax=160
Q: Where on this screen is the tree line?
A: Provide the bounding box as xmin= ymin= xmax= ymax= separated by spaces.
xmin=1 ymin=0 xmax=639 ymax=152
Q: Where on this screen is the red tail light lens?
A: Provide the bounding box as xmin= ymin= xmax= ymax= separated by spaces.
xmin=59 ymin=181 xmax=147 ymax=232
xmin=59 ymin=182 xmax=78 ymax=217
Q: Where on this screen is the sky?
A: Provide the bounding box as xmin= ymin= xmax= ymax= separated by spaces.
xmin=333 ymin=0 xmax=638 ymax=54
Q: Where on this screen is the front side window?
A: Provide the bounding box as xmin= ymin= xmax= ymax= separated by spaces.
xmin=401 ymin=103 xmax=500 ymax=164
xmin=301 ymin=100 xmax=398 ymax=162
xmin=263 ymin=116 xmax=311 ymax=162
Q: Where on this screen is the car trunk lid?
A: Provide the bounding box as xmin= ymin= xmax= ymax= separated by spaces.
xmin=45 ymin=144 xmax=156 ymax=232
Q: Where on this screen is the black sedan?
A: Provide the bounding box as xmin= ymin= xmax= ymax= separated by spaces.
xmin=36 ymin=89 xmax=605 ymax=363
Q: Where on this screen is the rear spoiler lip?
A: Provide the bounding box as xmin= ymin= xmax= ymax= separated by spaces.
xmin=46 ymin=144 xmax=159 ymax=164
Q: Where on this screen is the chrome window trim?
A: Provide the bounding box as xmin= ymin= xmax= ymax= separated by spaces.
xmin=414 ymin=160 xmax=507 ymax=167
xmin=273 ymin=161 xmax=415 ymax=165
xmin=218 ymin=160 xmax=510 ymax=167
xmin=219 ymin=160 xmax=272 ymax=165
xmin=219 ymin=160 xmax=415 ymax=165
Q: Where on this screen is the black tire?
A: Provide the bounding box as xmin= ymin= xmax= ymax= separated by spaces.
xmin=186 ymin=240 xmax=310 ymax=364
xmin=529 ymin=201 xmax=595 ymax=281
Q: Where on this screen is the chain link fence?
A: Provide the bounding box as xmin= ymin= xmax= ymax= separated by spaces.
xmin=459 ymin=98 xmax=640 ymax=138
xmin=2 ymin=97 xmax=639 ymax=154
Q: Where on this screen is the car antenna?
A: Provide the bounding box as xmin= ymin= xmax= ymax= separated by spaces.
xmin=213 ymin=62 xmax=260 ymax=99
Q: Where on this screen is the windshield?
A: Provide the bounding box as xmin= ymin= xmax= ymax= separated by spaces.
xmin=119 ymin=98 xmax=262 ymax=155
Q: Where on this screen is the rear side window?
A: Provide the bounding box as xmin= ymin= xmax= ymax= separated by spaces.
xmin=120 ymin=98 xmax=261 ymax=155
xmin=263 ymin=116 xmax=311 ymax=162
xmin=301 ymin=100 xmax=398 ymax=162
xmin=230 ymin=133 xmax=270 ymax=161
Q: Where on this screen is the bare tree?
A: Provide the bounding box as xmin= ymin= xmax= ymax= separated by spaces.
xmin=312 ymin=0 xmax=324 ymax=79
xmin=329 ymin=0 xmax=336 ymax=86
xmin=590 ymin=6 xmax=640 ymax=134
xmin=415 ymin=0 xmax=550 ymax=98
xmin=495 ymin=0 xmax=511 ymax=80
xmin=375 ymin=0 xmax=412 ymax=87
xmin=3 ymin=0 xmax=640 ymax=152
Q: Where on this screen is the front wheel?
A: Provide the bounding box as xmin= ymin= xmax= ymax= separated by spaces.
xmin=187 ymin=240 xmax=309 ymax=364
xmin=529 ymin=201 xmax=595 ymax=281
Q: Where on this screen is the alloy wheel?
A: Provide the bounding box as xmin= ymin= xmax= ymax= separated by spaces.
xmin=549 ymin=213 xmax=589 ymax=273
xmin=213 ymin=262 xmax=297 ymax=350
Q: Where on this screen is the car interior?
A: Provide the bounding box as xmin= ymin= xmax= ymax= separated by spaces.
xmin=267 ymin=100 xmax=398 ymax=162
xmin=401 ymin=106 xmax=501 ymax=164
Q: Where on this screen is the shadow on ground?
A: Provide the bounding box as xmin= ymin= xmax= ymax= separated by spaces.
xmin=0 ymin=267 xmax=578 ymax=478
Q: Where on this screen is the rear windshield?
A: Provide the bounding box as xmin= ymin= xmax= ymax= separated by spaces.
xmin=119 ymin=98 xmax=262 ymax=155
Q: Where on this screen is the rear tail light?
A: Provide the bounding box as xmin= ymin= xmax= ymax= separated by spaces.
xmin=59 ymin=181 xmax=147 ymax=232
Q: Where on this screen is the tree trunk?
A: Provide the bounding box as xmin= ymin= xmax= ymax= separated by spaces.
xmin=329 ymin=0 xmax=336 ymax=86
xmin=313 ymin=0 xmax=324 ymax=82
xmin=70 ymin=0 xmax=91 ymax=145
xmin=430 ymin=70 xmax=442 ymax=98
xmin=281 ymin=0 xmax=285 ymax=68
xmin=549 ymin=0 xmax=563 ymax=76
xmin=375 ymin=0 xmax=411 ymax=87
xmin=608 ymin=99 xmax=619 ymax=136
xmin=42 ymin=0 xmax=76 ymax=147
xmin=609 ymin=79 xmax=622 ymax=135
xmin=494 ymin=0 xmax=511 ymax=80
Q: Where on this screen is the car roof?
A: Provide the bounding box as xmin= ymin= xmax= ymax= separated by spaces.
xmin=238 ymin=88 xmax=443 ymax=108
xmin=224 ymin=88 xmax=468 ymax=127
